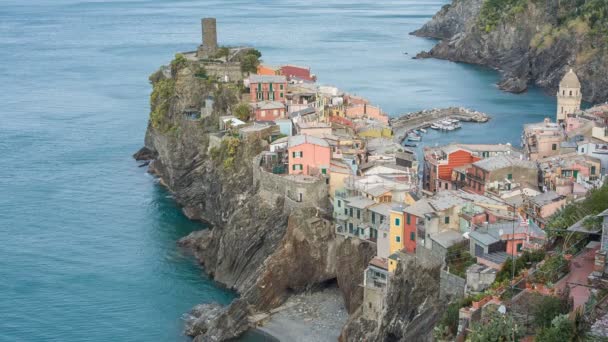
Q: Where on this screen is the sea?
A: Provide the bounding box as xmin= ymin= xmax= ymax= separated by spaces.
xmin=0 ymin=0 xmax=555 ymax=341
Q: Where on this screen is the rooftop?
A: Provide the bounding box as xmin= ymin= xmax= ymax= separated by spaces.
xmin=369 ymin=203 xmax=392 ymax=217
xmin=529 ymin=191 xmax=565 ymax=207
xmin=343 ymin=196 xmax=376 ymax=209
xmin=430 ymin=230 xmax=465 ymax=249
xmin=403 ymin=199 xmax=434 ymax=217
xmin=473 ymin=154 xmax=536 ymax=172
xmin=288 ymin=134 xmax=329 ymax=148
xmin=254 ymin=101 xmax=285 ymax=110
xmin=560 ymin=68 xmax=581 ymax=89
xmin=248 ymin=75 xmax=287 ymax=83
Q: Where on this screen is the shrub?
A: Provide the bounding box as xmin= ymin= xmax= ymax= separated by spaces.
xmin=233 ymin=103 xmax=251 ymax=122
xmin=149 ymin=79 xmax=175 ymax=130
xmin=469 ymin=312 xmax=521 ymax=342
xmin=170 ymin=53 xmax=188 ymax=76
xmin=533 ymin=295 xmax=570 ymax=329
xmin=536 ymin=314 xmax=575 ymax=342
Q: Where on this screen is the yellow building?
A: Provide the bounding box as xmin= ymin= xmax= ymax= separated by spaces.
xmin=389 ymin=207 xmax=404 ymax=250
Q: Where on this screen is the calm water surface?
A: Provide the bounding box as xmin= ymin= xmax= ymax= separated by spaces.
xmin=1 ymin=0 xmax=555 ymax=341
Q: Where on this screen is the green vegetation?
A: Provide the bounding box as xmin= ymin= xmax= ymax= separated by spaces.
xmin=194 ymin=65 xmax=207 ymax=79
xmin=220 ymin=137 xmax=240 ymax=170
xmin=240 ymin=49 xmax=262 ymax=74
xmin=495 ymin=249 xmax=545 ymax=283
xmin=536 ymin=314 xmax=575 ymax=342
xmin=559 ymin=0 xmax=608 ymax=40
xmin=445 ymin=243 xmax=475 ymax=278
xmin=170 ymin=53 xmax=188 ymax=76
xmin=149 ymin=78 xmax=175 ymax=131
xmin=434 ymin=294 xmax=486 ymax=339
xmin=477 ymin=0 xmax=529 ymax=32
xmin=546 ymin=183 xmax=608 ymax=238
xmin=214 ymin=46 xmax=230 ymax=60
xmin=233 ymin=103 xmax=251 ymax=122
xmin=533 ymin=295 xmax=571 ymax=328
xmin=532 ymin=254 xmax=569 ymax=284
xmin=469 ymin=311 xmax=521 ymax=342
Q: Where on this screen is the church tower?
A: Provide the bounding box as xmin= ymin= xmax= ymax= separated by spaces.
xmin=556 ymin=68 xmax=582 ymax=124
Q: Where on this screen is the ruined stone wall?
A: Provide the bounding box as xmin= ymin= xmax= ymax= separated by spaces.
xmin=205 ymin=63 xmax=244 ymax=82
xmin=252 ymin=154 xmax=330 ymax=213
xmin=362 ymin=286 xmax=384 ymax=321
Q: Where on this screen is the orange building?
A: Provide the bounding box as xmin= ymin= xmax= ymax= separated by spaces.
xmin=423 ymin=145 xmax=481 ymax=192
xmin=256 ymin=64 xmax=278 ymax=76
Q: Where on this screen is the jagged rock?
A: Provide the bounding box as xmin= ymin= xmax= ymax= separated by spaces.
xmin=335 ymin=236 xmax=376 ymax=313
xmin=184 ymin=303 xmax=223 ymax=337
xmin=340 ymin=259 xmax=445 ymax=342
xmin=414 ymin=0 xmax=608 ymax=103
xmin=132 ymin=146 xmax=157 ymax=161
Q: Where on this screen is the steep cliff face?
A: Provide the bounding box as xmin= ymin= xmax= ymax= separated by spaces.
xmin=340 ymin=259 xmax=444 ymax=342
xmin=137 ymin=59 xmax=376 ymax=340
xmin=415 ymin=0 xmax=608 ymax=103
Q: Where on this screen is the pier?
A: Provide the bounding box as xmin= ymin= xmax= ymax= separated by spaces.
xmin=390 ymin=107 xmax=490 ymax=143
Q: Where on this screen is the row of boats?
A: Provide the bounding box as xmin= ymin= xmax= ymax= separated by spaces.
xmin=430 ymin=119 xmax=462 ymax=131
xmin=403 ymin=118 xmax=462 ymax=147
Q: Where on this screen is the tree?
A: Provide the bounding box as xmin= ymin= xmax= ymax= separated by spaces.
xmin=469 ymin=312 xmax=521 ymax=342
xmin=241 ymin=54 xmax=260 ymax=74
xmin=234 ymin=103 xmax=251 ymax=122
xmin=214 ymin=46 xmax=230 ymax=60
xmin=533 ymin=294 xmax=570 ymax=329
xmin=536 ymin=315 xmax=575 ymax=342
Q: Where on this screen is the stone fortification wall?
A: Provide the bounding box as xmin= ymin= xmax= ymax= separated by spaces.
xmin=205 ymin=63 xmax=244 ymax=82
xmin=252 ymin=154 xmax=329 ymax=213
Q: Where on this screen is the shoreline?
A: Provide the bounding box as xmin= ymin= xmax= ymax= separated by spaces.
xmin=251 ymin=286 xmax=348 ymax=342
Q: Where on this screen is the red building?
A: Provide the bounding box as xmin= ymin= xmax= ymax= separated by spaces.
xmin=401 ymin=199 xmax=434 ymax=254
xmin=280 ymin=65 xmax=316 ymax=82
xmin=248 ymin=75 xmax=287 ymax=103
xmin=423 ymin=145 xmax=481 ymax=192
xmin=252 ymin=101 xmax=286 ymax=121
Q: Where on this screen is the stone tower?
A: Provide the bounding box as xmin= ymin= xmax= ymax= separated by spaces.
xmin=196 ymin=18 xmax=218 ymax=58
xmin=556 ymin=68 xmax=582 ymax=124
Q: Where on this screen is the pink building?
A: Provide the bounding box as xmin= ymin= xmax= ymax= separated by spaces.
xmin=252 ymin=101 xmax=286 ymax=121
xmin=526 ymin=191 xmax=567 ymax=228
xmin=288 ymin=135 xmax=331 ymax=176
xmin=345 ymin=104 xmax=389 ymax=125
xmin=297 ymin=122 xmax=332 ymax=138
xmin=522 ymin=118 xmax=566 ymax=160
xmin=248 ymin=75 xmax=287 ymax=103
xmin=280 ymin=65 xmax=316 ymax=82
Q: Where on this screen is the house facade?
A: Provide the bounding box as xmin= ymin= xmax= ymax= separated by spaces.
xmin=253 ymin=101 xmax=286 ymax=121
xmin=465 ymin=155 xmax=538 ymax=196
xmin=287 ymin=135 xmax=331 ymax=176
xmin=248 ymin=75 xmax=287 ymax=103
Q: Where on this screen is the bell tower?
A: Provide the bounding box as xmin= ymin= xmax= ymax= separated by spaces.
xmin=556 ymin=68 xmax=582 ymax=124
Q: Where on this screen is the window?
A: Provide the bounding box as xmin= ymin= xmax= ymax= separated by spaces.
xmin=280 ymin=84 xmax=284 ymax=90
xmin=344 ymin=208 xmax=347 ymax=215
xmin=348 ymin=223 xmax=353 ymax=234
xmin=570 ymin=90 xmax=573 ymax=96
xmin=383 ymin=233 xmax=387 ymax=238
xmin=395 ymin=218 xmax=400 ymax=226
xmin=371 ymin=212 xmax=376 ymax=224
xmin=552 ymin=144 xmax=557 ymax=151
xmin=321 ymin=168 xmax=326 ymax=175
xmin=445 ymin=216 xmax=450 ymax=224
xmin=292 ymin=151 xmax=303 ymax=158
xmin=357 ymin=209 xmax=360 ymax=219
xmin=581 ymin=148 xmax=585 ymax=153
xmin=337 ymin=200 xmax=341 ymax=208
xmin=280 ymin=92 xmax=284 ymax=98
xmin=292 ymin=164 xmax=302 ymax=171
xmin=591 ymin=166 xmax=596 ymax=175
xmin=516 ymin=243 xmax=523 ymax=252
xmin=396 ymin=236 xmax=401 ymax=243
xmin=349 ymin=208 xmax=353 ymax=217
xmin=444 ymin=183 xmax=448 ymax=190
xmin=410 ymin=232 xmax=415 ymax=241
xmin=507 ymin=173 xmax=512 ymax=180
xmin=406 ymin=214 xmax=411 ymax=225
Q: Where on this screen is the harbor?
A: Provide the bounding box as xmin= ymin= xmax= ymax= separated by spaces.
xmin=390 ymin=107 xmax=490 ymax=145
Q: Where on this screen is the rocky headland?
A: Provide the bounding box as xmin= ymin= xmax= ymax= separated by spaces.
xmin=135 ymin=56 xmax=377 ymax=341
xmin=413 ymin=0 xmax=608 ymax=103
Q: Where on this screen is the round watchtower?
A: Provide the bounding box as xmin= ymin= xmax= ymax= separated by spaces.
xmin=556 ymin=68 xmax=582 ymax=124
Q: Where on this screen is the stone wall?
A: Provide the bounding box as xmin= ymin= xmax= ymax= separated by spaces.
xmin=440 ymin=270 xmax=465 ymax=300
xmin=205 ymin=63 xmax=244 ymax=82
xmin=252 ymin=154 xmax=330 ymax=213
xmin=362 ymin=285 xmax=384 ymax=321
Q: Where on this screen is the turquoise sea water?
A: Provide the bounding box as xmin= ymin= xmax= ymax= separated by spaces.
xmin=1 ymin=1 xmax=556 ymax=341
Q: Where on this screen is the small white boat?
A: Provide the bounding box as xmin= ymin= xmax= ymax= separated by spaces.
xmin=419 ymin=128 xmax=427 ymax=133
xmin=407 ymin=134 xmax=422 ymax=141
xmin=430 ymin=124 xmax=441 ymax=130
xmin=452 ymin=122 xmax=462 ymax=129
xmin=445 ymin=125 xmax=455 ymax=131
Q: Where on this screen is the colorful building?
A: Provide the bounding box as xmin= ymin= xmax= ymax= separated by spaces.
xmin=252 ymin=101 xmax=286 ymax=121
xmin=423 ymin=145 xmax=481 ymax=192
xmin=248 ymin=75 xmax=287 ymax=103
xmin=279 ymin=64 xmax=316 ymax=82
xmin=464 ymin=155 xmax=538 ymax=196
xmin=287 ymin=135 xmax=331 ymax=176
xmin=522 ymin=118 xmax=566 ymax=161
xmin=256 ymin=64 xmax=278 ymax=76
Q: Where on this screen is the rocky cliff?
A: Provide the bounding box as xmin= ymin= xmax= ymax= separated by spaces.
xmin=414 ymin=0 xmax=608 ymax=103
xmin=340 ymin=258 xmax=445 ymax=342
xmin=136 ymin=57 xmax=375 ymax=341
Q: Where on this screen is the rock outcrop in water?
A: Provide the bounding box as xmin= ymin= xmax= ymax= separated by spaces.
xmin=413 ymin=0 xmax=608 ymax=103
xmin=136 ymin=57 xmax=376 ymax=340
